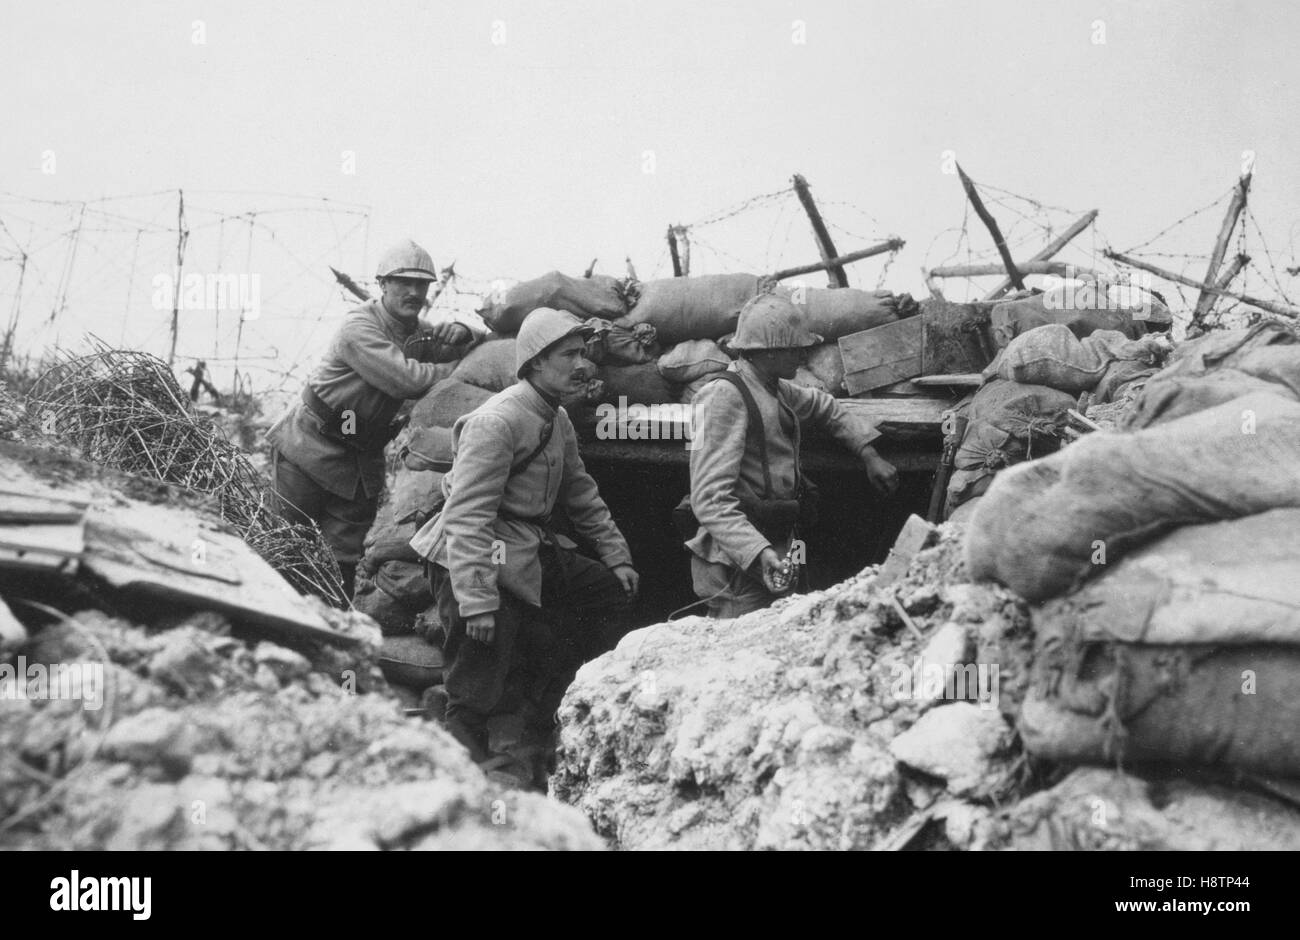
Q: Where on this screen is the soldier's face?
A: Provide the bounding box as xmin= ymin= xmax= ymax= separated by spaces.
xmin=763 ymin=347 xmax=805 ymax=380
xmin=530 ymin=335 xmax=591 ymax=399
xmin=380 ymin=277 xmax=431 ymax=318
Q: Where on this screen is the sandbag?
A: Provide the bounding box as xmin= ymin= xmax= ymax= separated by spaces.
xmin=678 ymin=374 xmax=718 ymax=404
xmin=989 ymin=293 xmax=1145 ymax=349
xmin=657 ymin=339 xmax=730 ymax=383
xmin=391 ymin=466 xmax=444 ymax=525
xmin=400 ymin=426 xmax=454 ymax=471
xmin=479 ymin=272 xmax=626 ymax=334
xmin=374 ymin=559 xmax=432 ymax=608
xmin=945 ymin=381 xmax=1074 ymax=516
xmin=599 ymin=321 xmax=660 ymax=364
xmin=377 ymin=634 xmax=445 ymax=691
xmin=1091 ymin=357 xmax=1159 ymax=405
xmin=804 ymin=343 xmax=846 ymax=396
xmin=451 ymin=339 xmax=518 ymax=392
xmin=618 ymin=274 xmax=760 ymax=344
xmin=352 ymin=579 xmax=416 ymax=635
xmin=362 ymin=502 xmax=421 ymax=571
xmin=785 ymin=287 xmax=902 ymax=340
xmin=1124 ymin=323 xmax=1300 ymax=429
xmin=964 ymin=391 xmax=1300 ymax=602
xmin=1020 ymin=639 xmax=1300 ymax=776
xmin=1035 ymin=509 xmax=1300 ymax=647
xmin=410 ymin=380 xmax=495 ymax=429
xmin=601 ymin=363 xmax=679 ymax=405
xmin=986 ymin=325 xmax=1163 ymax=394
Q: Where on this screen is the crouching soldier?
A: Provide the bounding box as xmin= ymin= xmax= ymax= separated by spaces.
xmin=410 ymin=307 xmax=639 ymax=772
xmin=267 ymin=239 xmax=483 ymax=599
xmin=684 ymin=292 xmax=899 ymax=618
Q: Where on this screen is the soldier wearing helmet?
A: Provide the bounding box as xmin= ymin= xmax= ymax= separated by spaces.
xmin=684 ymin=291 xmax=899 ymax=618
xmin=267 ymin=239 xmax=483 ymax=598
xmin=410 ymin=307 xmax=639 ymax=777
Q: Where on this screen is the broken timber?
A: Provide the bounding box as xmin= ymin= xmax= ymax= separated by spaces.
xmin=1191 ymin=170 xmax=1252 ymax=329
xmin=955 ymin=164 xmax=1024 ymax=292
xmin=792 ymin=174 xmax=849 ymax=288
xmin=1104 ymin=249 xmax=1299 ymax=320
xmin=982 ymin=210 xmax=1098 ymax=301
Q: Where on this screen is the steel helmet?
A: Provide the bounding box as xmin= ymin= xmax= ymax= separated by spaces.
xmin=727 ymin=291 xmax=822 ymax=351
xmin=375 ymin=239 xmax=438 ymax=281
xmin=515 ymin=307 xmax=595 ymax=378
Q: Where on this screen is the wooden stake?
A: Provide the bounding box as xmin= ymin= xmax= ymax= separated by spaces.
xmin=771 ymin=238 xmax=905 ymax=281
xmin=167 ymin=190 xmax=189 ymax=368
xmin=1192 ymin=171 xmax=1252 ymax=328
xmin=675 ymin=226 xmax=691 ymax=276
xmin=983 ymin=210 xmax=1098 ymax=301
xmin=931 ymin=260 xmax=1105 ymax=281
xmin=667 ymin=226 xmax=682 ymax=277
xmin=329 ymin=266 xmax=371 ymax=302
xmin=955 ymin=164 xmax=1024 ymax=292
xmin=1104 ymin=249 xmax=1299 ymax=320
xmin=792 ymin=174 xmax=848 ymax=288
xmin=1214 ymin=253 xmax=1250 ymax=292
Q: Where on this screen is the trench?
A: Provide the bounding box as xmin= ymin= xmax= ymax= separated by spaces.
xmin=579 ymin=435 xmax=940 ymax=628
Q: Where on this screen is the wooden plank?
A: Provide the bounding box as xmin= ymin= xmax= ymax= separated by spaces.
xmin=0 ymin=491 xmax=89 ymax=524
xmin=81 ymin=500 xmax=354 ymax=648
xmin=0 ymin=521 xmax=86 ymax=561
xmin=839 ymin=317 xmax=925 ymax=395
xmin=771 ymin=239 xmax=905 ymax=281
xmin=911 ymin=373 xmax=983 ymax=388
xmin=839 ymin=396 xmax=952 ymax=429
xmin=1104 ymin=249 xmax=1300 ymax=320
xmin=792 ymin=174 xmax=848 ymax=288
xmin=1192 ymin=171 xmax=1252 ymax=327
xmin=956 ymin=164 xmax=1024 ymax=291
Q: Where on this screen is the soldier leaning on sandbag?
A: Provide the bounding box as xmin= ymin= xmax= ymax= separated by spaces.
xmin=267 ymin=239 xmax=485 ymax=599
xmin=679 ymin=292 xmax=899 ymax=619
xmin=410 ymin=308 xmax=640 ymax=772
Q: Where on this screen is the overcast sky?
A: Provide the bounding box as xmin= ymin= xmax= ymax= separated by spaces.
xmin=2 ymin=0 xmax=1296 ymax=391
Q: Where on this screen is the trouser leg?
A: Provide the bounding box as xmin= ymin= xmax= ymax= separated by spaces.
xmin=690 ymin=555 xmax=776 ymax=619
xmin=271 ymin=450 xmax=376 ymax=599
xmin=432 ymin=563 xmax=524 ymax=760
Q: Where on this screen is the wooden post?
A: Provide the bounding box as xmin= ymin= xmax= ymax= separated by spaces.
xmin=1214 ymin=253 xmax=1250 ymax=292
xmin=667 ymin=226 xmax=682 ymax=277
xmin=1104 ymin=249 xmax=1299 ymax=319
xmin=329 ymin=266 xmax=371 ymax=302
xmin=675 ymin=226 xmax=691 ymax=276
xmin=1 ymin=249 xmax=28 ymax=373
xmin=931 ymin=260 xmax=1105 ymax=281
xmin=982 ymin=210 xmax=1098 ymax=301
xmin=770 ymin=238 xmax=905 ymax=281
xmin=1191 ymin=171 xmax=1252 ymax=328
xmin=792 ymin=174 xmax=848 ymax=288
xmin=955 ymin=164 xmax=1024 ymax=292
xmin=167 ymin=189 xmax=189 ymax=368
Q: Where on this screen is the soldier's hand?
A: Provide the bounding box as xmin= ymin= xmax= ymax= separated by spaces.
xmin=758 ymin=547 xmax=785 ymax=594
xmin=864 ymin=453 xmax=899 ymax=496
xmin=611 ymin=564 xmax=640 ymax=600
xmin=426 ymin=322 xmax=471 ymax=346
xmin=466 ymin=613 xmax=495 ymax=645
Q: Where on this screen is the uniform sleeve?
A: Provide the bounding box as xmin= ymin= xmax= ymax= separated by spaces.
xmin=440 ymin=413 xmax=513 ymax=617
xmin=410 ymin=316 xmax=490 ymax=363
xmin=689 ymin=381 xmax=771 ymax=572
xmin=557 ymin=412 xmax=633 ymax=569
xmin=337 ymin=317 xmax=448 ymax=398
xmin=785 ymin=382 xmax=882 ymax=458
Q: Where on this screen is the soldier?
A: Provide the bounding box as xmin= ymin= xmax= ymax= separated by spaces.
xmin=410 ymin=307 xmax=639 ymax=773
xmin=684 ymin=292 xmax=899 ymax=618
xmin=267 ymin=239 xmax=482 ymax=599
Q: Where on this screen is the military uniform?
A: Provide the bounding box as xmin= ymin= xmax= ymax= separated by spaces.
xmin=686 ymin=358 xmax=882 ymax=618
xmin=267 ymin=298 xmax=477 ymax=585
xmin=410 ymin=377 xmax=632 ymax=749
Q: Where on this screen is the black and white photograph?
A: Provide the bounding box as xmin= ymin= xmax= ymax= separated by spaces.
xmin=0 ymin=0 xmax=1294 ymax=890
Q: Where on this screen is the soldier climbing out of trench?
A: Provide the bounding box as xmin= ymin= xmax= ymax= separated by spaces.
xmin=680 ymin=291 xmax=900 ymax=619
xmin=410 ymin=307 xmax=640 ymax=785
xmin=266 ymin=239 xmax=483 ymax=599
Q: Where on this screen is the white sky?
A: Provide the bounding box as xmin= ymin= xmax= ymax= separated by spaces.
xmin=2 ymin=0 xmax=1298 ymax=393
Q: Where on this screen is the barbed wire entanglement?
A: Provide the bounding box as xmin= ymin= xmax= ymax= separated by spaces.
xmin=24 ymin=343 xmax=347 ymax=607
xmin=0 ymin=190 xmax=371 ymax=400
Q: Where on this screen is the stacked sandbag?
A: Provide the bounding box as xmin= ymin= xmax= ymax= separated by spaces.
xmin=451 ymin=337 xmax=518 ymax=393
xmin=984 ymin=325 xmax=1167 ymax=395
xmin=657 ymin=339 xmax=730 ymax=383
xmin=964 ymin=390 xmax=1300 ymax=603
xmin=945 ymin=380 xmax=1076 ymax=516
xmin=478 ymin=271 xmax=627 ymax=334
xmin=1020 ymin=509 xmax=1300 ymax=775
xmin=601 ymin=363 xmax=679 ymax=405
xmin=1123 ymin=321 xmax=1300 ymax=429
xmin=616 ymin=274 xmax=761 ymax=344
xmin=782 ymin=286 xmax=914 ymax=340
xmin=354 ymin=498 xmax=429 ymax=635
xmin=590 ymin=319 xmax=661 ymax=365
xmin=988 ymin=287 xmax=1164 ymax=349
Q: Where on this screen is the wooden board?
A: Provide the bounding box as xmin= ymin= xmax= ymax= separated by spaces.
xmin=839 ymin=396 xmax=954 ymax=431
xmin=839 ymin=317 xmax=925 ymax=395
xmin=0 ymin=491 xmax=91 ymax=524
xmin=911 ymin=373 xmax=984 ymax=388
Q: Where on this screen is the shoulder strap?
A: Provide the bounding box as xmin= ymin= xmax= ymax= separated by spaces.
xmin=716 ymin=371 xmax=772 ymax=498
xmin=509 ymin=415 xmax=555 ymax=477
